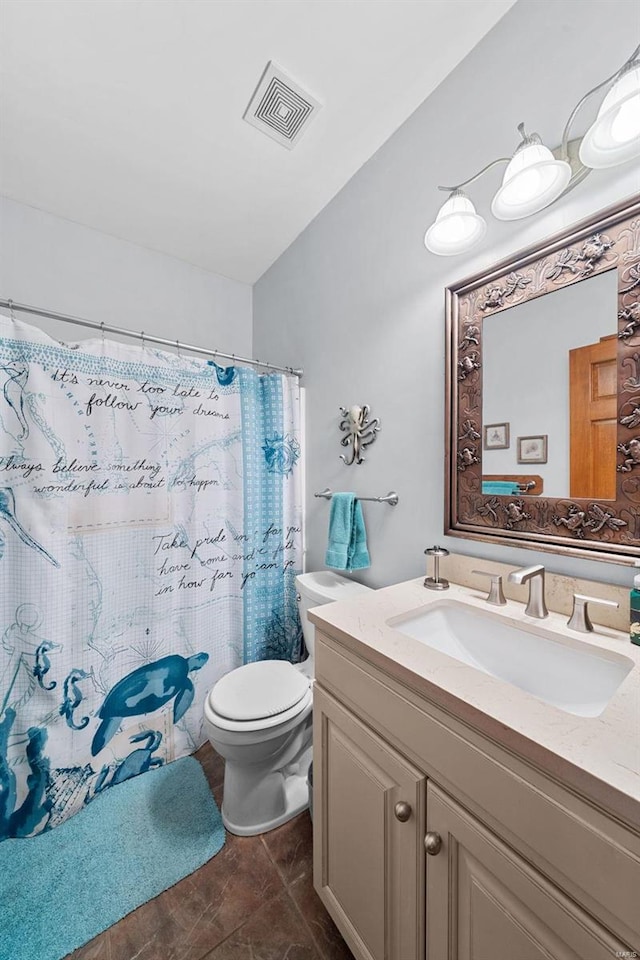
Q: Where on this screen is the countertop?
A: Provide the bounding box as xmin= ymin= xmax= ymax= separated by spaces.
xmin=309 ymin=577 xmax=640 ymax=831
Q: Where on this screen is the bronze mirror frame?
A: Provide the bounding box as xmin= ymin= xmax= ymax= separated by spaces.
xmin=445 ymin=195 xmax=640 ymax=564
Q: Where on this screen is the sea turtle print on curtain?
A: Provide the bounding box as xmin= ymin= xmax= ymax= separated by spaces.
xmin=0 ymin=315 xmax=302 ymax=839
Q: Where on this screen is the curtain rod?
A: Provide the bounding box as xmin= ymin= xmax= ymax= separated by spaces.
xmin=0 ymin=298 xmax=303 ymax=379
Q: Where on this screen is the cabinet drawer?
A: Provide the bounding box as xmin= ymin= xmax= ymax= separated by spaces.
xmin=316 ymin=633 xmax=640 ymax=947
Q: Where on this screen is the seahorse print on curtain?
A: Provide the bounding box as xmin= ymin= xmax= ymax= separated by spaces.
xmin=0 ymin=315 xmax=303 ymax=839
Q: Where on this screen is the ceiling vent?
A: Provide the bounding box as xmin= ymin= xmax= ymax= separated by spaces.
xmin=243 ymin=61 xmax=321 ymax=149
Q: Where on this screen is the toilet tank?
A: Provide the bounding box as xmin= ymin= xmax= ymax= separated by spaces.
xmin=295 ymin=571 xmax=373 ymax=659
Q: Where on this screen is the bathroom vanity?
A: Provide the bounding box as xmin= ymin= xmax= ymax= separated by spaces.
xmin=309 ymin=576 xmax=640 ymax=959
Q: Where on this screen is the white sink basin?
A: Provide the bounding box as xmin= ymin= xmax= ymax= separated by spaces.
xmin=388 ymin=600 xmax=633 ymax=718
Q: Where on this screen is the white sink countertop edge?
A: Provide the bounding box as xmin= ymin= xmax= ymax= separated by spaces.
xmin=309 ymin=578 xmax=640 ymax=829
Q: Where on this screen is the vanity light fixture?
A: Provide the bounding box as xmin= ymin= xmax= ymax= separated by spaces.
xmin=491 ymin=124 xmax=572 ymax=222
xmin=423 ymin=189 xmax=487 ymax=256
xmin=578 ymin=59 xmax=640 ymax=169
xmin=424 ymin=44 xmax=640 ymax=256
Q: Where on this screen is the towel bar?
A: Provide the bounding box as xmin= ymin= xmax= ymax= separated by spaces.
xmin=314 ymin=488 xmax=399 ymax=506
xmin=518 ymin=481 xmax=536 ymax=493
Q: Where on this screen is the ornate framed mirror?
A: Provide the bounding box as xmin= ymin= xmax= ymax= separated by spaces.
xmin=446 ymin=195 xmax=640 ymax=563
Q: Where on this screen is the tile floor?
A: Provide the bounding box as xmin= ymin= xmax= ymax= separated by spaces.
xmin=67 ymin=743 xmax=353 ymax=960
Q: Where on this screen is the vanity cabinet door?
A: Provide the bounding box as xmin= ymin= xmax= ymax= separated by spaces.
xmin=313 ymin=685 xmax=426 ymax=960
xmin=426 ymin=782 xmax=630 ymax=960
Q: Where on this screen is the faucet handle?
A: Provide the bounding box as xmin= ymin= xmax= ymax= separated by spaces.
xmin=471 ymin=570 xmax=506 ymax=606
xmin=567 ymin=594 xmax=619 ymax=633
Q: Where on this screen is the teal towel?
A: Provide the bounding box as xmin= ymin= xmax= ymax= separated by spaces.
xmin=482 ymin=480 xmax=519 ymax=495
xmin=325 ymin=492 xmax=370 ymax=572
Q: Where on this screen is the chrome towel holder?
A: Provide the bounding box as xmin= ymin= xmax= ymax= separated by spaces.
xmin=314 ymin=488 xmax=399 ymax=506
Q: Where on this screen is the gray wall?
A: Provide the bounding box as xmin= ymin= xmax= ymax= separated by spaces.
xmin=254 ymin=0 xmax=640 ymax=589
xmin=0 ymin=197 xmax=252 ymax=355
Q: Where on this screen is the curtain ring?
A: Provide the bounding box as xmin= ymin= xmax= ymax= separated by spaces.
xmin=100 ymin=322 xmax=105 ymax=344
xmin=176 ymin=339 xmax=181 ymax=357
xmin=8 ymin=299 xmax=15 ymax=322
xmin=140 ymin=330 xmax=145 ymax=349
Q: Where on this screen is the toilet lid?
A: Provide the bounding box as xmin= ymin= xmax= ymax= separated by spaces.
xmin=209 ymin=660 xmax=310 ymax=722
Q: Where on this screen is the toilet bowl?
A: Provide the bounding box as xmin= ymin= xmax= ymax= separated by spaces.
xmin=203 ymin=570 xmax=372 ymax=835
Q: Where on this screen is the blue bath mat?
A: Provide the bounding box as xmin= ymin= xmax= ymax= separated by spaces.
xmin=0 ymin=756 xmax=225 ymax=960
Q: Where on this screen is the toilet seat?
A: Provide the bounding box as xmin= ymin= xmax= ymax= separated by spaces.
xmin=206 ymin=688 xmax=312 ymax=733
xmin=206 ymin=660 xmax=312 ymax=733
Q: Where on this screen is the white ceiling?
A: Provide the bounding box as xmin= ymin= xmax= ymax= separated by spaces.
xmin=0 ymin=0 xmax=515 ymax=284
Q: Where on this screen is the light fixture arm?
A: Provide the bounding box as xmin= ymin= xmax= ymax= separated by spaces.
xmin=560 ymin=43 xmax=640 ymax=160
xmin=437 ymin=156 xmax=510 ymax=194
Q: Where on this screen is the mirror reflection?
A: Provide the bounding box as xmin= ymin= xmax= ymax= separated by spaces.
xmin=482 ymin=269 xmax=618 ymax=500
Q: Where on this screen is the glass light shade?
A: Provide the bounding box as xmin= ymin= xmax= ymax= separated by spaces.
xmin=491 ymin=142 xmax=572 ymax=221
xmin=579 ymin=63 xmax=640 ymax=169
xmin=424 ymin=192 xmax=486 ymax=256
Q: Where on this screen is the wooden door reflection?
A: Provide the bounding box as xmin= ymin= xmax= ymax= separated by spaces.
xmin=569 ymin=335 xmax=617 ymax=500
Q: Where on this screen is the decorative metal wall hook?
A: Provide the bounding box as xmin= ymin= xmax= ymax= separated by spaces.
xmin=338 ymin=404 xmax=381 ymax=465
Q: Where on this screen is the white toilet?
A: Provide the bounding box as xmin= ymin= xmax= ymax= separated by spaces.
xmin=203 ymin=570 xmax=372 ymax=835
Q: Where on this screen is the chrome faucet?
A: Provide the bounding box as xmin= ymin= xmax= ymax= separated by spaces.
xmin=508 ymin=564 xmax=549 ymax=619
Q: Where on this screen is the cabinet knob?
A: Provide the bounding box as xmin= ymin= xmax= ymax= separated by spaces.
xmin=394 ymin=801 xmax=412 ymax=822
xmin=424 ymin=831 xmax=442 ymax=855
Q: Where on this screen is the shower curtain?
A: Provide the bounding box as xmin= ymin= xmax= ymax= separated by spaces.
xmin=0 ymin=315 xmax=303 ymax=840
